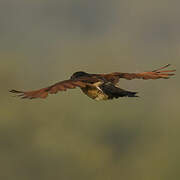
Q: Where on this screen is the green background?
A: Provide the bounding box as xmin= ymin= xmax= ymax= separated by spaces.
xmin=1 ymin=0 xmax=179 ymax=179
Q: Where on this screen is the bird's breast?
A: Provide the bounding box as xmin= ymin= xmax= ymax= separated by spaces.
xmin=81 ymin=86 xmax=108 ymax=101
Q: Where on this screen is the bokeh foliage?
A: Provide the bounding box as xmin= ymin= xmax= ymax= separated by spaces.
xmin=0 ymin=0 xmax=180 ymax=179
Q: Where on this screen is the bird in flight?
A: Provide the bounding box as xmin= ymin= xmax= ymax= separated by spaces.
xmin=10 ymin=64 xmax=175 ymax=101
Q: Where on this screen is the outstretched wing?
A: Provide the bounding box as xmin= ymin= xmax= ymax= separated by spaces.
xmin=10 ymin=79 xmax=87 ymax=99
xmin=112 ymin=64 xmax=176 ymax=80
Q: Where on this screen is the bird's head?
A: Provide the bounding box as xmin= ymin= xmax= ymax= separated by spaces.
xmin=70 ymin=71 xmax=90 ymax=80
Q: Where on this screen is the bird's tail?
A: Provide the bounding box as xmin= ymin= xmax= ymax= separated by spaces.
xmin=113 ymin=88 xmax=138 ymax=98
xmin=100 ymin=83 xmax=138 ymax=99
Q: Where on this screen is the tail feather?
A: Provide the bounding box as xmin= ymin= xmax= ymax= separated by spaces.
xmin=100 ymin=82 xmax=138 ymax=99
xmin=113 ymin=90 xmax=138 ymax=98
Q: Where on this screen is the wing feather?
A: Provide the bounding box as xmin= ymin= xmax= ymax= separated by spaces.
xmin=113 ymin=64 xmax=176 ymax=80
xmin=10 ymin=79 xmax=87 ymax=99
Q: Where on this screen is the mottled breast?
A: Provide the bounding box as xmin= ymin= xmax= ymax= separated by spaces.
xmin=81 ymin=86 xmax=108 ymax=101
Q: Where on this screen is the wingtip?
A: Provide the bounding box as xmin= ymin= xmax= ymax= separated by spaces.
xmin=165 ymin=63 xmax=171 ymax=67
xmin=165 ymin=64 xmax=177 ymax=72
xmin=152 ymin=64 xmax=176 ymax=73
xmin=9 ymin=89 xmax=23 ymax=93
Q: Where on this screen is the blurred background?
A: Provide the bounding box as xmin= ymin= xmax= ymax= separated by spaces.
xmin=1 ymin=0 xmax=180 ymax=179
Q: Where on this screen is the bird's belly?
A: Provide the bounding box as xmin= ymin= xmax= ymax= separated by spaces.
xmin=81 ymin=87 xmax=108 ymax=101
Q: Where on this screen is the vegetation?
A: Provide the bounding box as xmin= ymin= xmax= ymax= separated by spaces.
xmin=0 ymin=0 xmax=179 ymax=179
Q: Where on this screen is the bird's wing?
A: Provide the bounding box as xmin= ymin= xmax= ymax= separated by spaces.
xmin=111 ymin=64 xmax=176 ymax=80
xmin=10 ymin=79 xmax=91 ymax=99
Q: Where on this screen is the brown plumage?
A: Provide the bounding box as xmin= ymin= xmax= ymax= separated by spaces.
xmin=10 ymin=64 xmax=176 ymax=100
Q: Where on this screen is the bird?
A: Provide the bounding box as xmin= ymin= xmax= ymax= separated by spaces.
xmin=10 ymin=64 xmax=176 ymax=101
